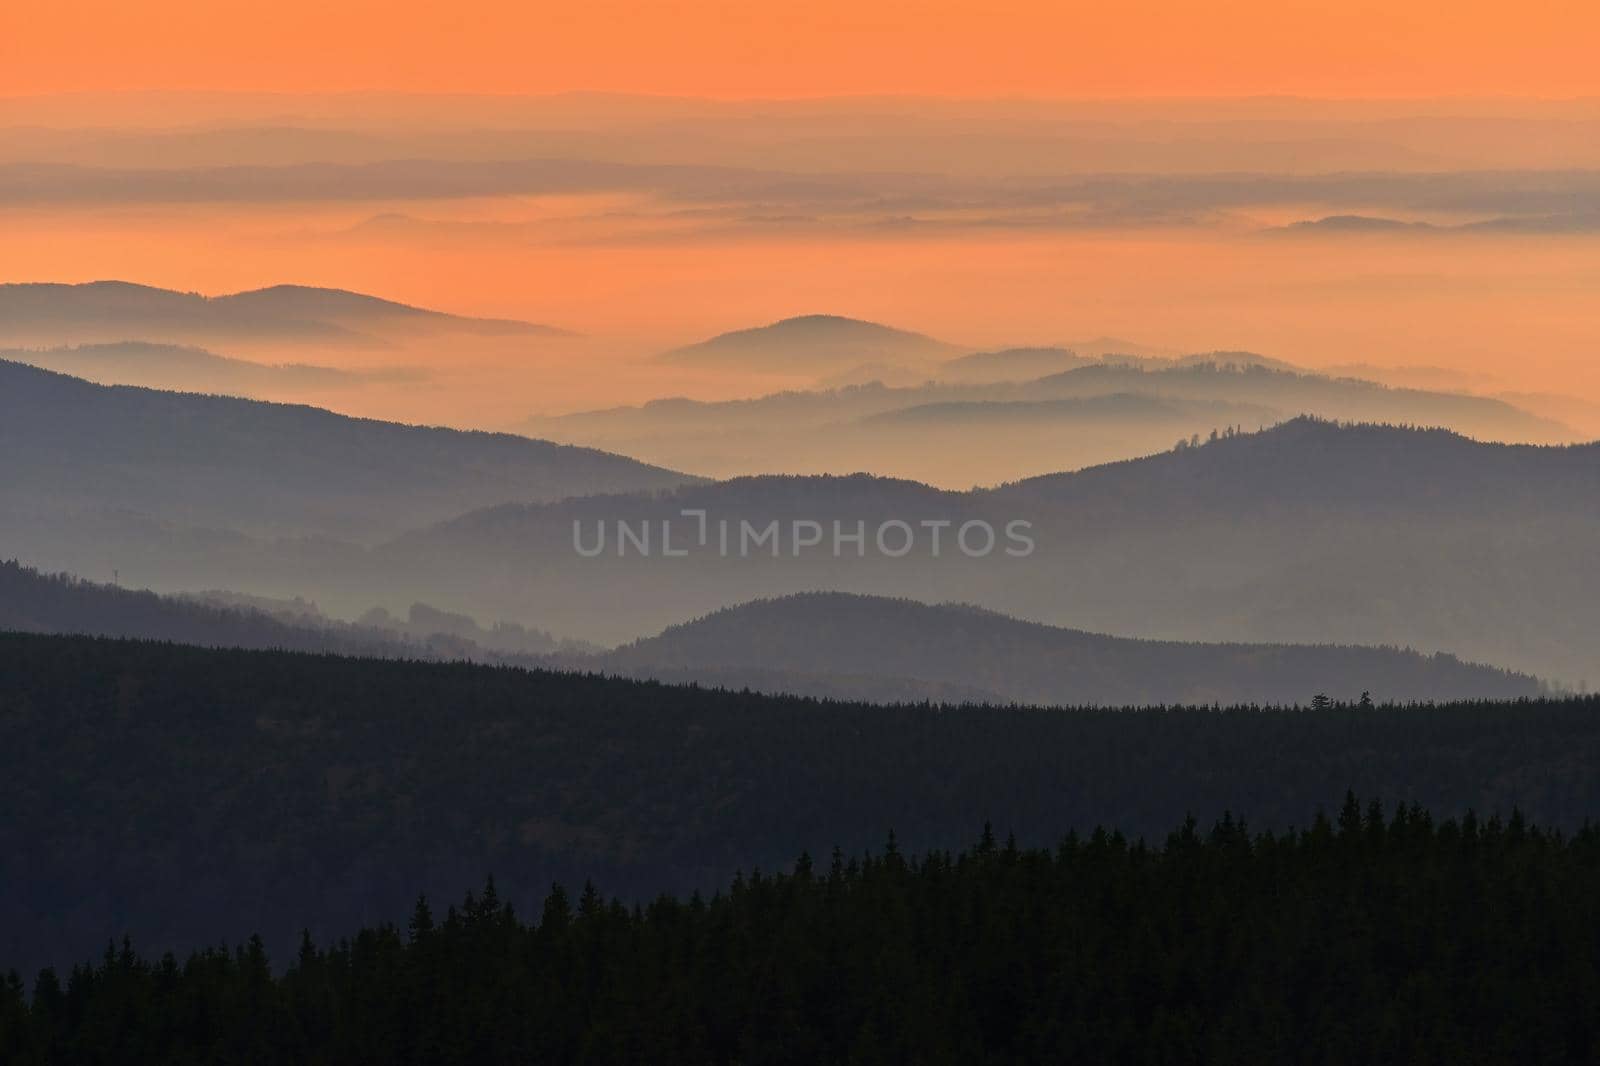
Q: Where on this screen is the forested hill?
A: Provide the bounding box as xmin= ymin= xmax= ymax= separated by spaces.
xmin=0 ymin=560 xmax=417 ymax=658
xmin=0 ymin=560 xmax=573 ymax=666
xmin=379 ymin=420 xmax=1600 ymax=684
xmin=1 ymin=562 xmax=1539 ymax=706
xmin=993 ymin=416 xmax=1600 ymax=517
xmin=3 ymin=632 xmax=1598 ymax=976
xmin=0 ymin=359 xmax=696 ymax=542
xmin=603 ymin=592 xmax=1540 ymax=705
xmin=6 ymin=800 xmax=1599 ymax=1064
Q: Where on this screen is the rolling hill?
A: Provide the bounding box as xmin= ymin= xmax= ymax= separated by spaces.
xmin=0 ymin=559 xmax=424 ymax=658
xmin=0 ymin=340 xmax=398 ymax=396
xmin=372 ymin=420 xmax=1600 ymax=685
xmin=601 ymin=592 xmax=1539 ymax=706
xmin=526 ymin=360 xmax=1575 ymax=486
xmin=0 ymin=359 xmax=698 ymax=542
xmin=659 ymin=314 xmax=961 ymax=374
xmin=0 ymin=279 xmax=567 ymax=348
xmin=208 ymin=283 xmax=557 ymax=335
xmin=938 ymin=345 xmax=1092 ymax=382
xmin=14 ymin=556 xmax=1529 ymax=708
xmin=9 ymin=403 xmax=1596 ymax=687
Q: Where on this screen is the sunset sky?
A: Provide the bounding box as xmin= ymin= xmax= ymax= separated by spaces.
xmin=3 ymin=2 xmax=1599 ymax=428
xmin=5 ymin=0 xmax=1599 ymax=98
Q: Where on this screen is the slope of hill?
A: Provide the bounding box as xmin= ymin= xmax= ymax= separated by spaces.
xmin=377 ymin=420 xmax=1600 ymax=685
xmin=10 ymin=411 xmax=1595 ymax=686
xmin=0 ymin=360 xmax=698 ymax=542
xmin=527 ymin=360 xmax=1575 ymax=485
xmin=210 ymin=283 xmax=558 ymax=335
xmin=0 ymin=559 xmax=591 ymax=662
xmin=0 ymin=559 xmax=416 ymax=657
xmin=602 ymin=592 xmax=1538 ymax=706
xmin=938 ymin=346 xmax=1090 ymax=382
xmin=1059 ymin=335 xmax=1179 ymax=359
xmin=2 ymin=632 xmax=1596 ymax=975
xmin=659 ymin=314 xmax=961 ymax=373
xmin=18 ymin=556 xmax=1524 ymax=710
xmin=862 ymin=392 xmax=1275 ymax=426
xmin=0 ymin=340 xmax=389 ymax=395
xmin=993 ymin=416 xmax=1600 ymax=515
xmin=1020 ymin=362 xmax=1569 ymax=439
xmin=0 ymin=280 xmax=565 ymax=347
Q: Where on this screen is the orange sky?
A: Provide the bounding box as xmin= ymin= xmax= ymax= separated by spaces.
xmin=4 ymin=0 xmax=1599 ymax=98
xmin=4 ymin=0 xmax=1600 ymax=431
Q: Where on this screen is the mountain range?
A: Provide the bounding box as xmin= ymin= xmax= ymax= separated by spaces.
xmin=529 ymin=356 xmax=1575 ymax=485
xmin=0 ymin=559 xmax=591 ymax=662
xmin=0 ymin=280 xmax=567 ymax=349
xmin=373 ymin=419 xmax=1600 ymax=686
xmin=6 ymin=354 xmax=1597 ymax=687
xmin=0 ymin=340 xmax=420 ymax=397
xmin=0 ymin=359 xmax=696 ymax=542
xmin=0 ymin=560 xmax=1534 ymax=707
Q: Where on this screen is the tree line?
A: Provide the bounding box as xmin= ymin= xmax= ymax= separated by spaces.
xmin=5 ymin=632 xmax=1600 ymax=982
xmin=5 ymin=796 xmax=1599 ymax=1063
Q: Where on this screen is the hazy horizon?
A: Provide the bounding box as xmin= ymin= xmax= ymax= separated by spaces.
xmin=5 ymin=84 xmax=1600 ymax=429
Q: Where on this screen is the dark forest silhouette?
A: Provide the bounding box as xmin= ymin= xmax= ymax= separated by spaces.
xmin=3 ymin=632 xmax=1599 ymax=979
xmin=5 ymin=797 xmax=1599 ymax=1063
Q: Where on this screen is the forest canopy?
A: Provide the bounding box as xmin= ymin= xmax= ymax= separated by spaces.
xmin=4 ymin=797 xmax=1599 ymax=1064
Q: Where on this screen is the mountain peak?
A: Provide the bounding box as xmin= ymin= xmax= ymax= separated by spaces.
xmin=765 ymin=313 xmax=906 ymax=331
xmin=661 ymin=314 xmax=959 ymax=371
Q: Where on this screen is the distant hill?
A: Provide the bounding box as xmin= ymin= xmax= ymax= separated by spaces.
xmin=0 ymin=360 xmax=698 ymax=542
xmin=862 ymin=392 xmax=1276 ymax=427
xmin=0 ymin=559 xmax=415 ymax=657
xmin=659 ymin=314 xmax=961 ymax=373
xmin=208 ymin=283 xmax=553 ymax=335
xmin=9 ymin=410 xmax=1597 ymax=685
xmin=939 ymin=346 xmax=1091 ymax=383
xmin=527 ymin=360 xmax=1575 ymax=486
xmin=1169 ymin=350 xmax=1304 ymax=372
xmin=374 ymin=420 xmax=1600 ymax=686
xmin=1021 ymin=362 xmax=1569 ymax=439
xmin=17 ymin=557 xmax=1525 ymax=708
xmin=0 ymin=340 xmax=408 ymax=396
xmin=0 ymin=280 xmax=567 ymax=348
xmin=1282 ymin=214 xmax=1436 ymax=233
xmin=603 ymin=593 xmax=1539 ymax=706
xmin=992 ymin=416 xmax=1600 ymax=515
xmin=939 ymin=347 xmax=1300 ymax=385
xmin=0 ymin=559 xmax=580 ymax=661
xmin=1059 ymin=336 xmax=1180 ymax=360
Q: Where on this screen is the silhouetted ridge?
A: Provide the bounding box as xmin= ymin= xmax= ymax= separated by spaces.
xmin=2 ymin=631 xmax=1598 ymax=978
xmin=994 ymin=416 xmax=1600 ymax=515
xmin=0 ymin=279 xmax=567 ymax=345
xmin=0 ymin=359 xmax=698 ymax=541
xmin=213 ymin=283 xmax=558 ymax=333
xmin=604 ymin=591 xmax=1538 ymax=705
